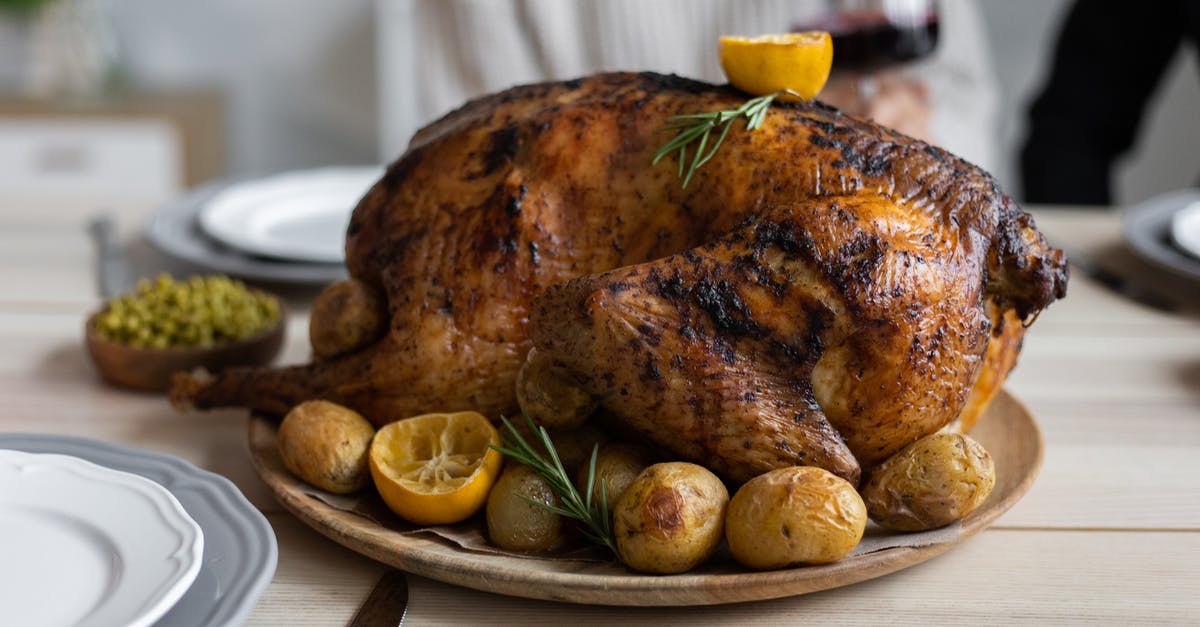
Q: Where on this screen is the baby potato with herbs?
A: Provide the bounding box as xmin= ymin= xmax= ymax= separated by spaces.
xmin=574 ymin=442 xmax=655 ymax=512
xmin=486 ymin=464 xmax=570 ymax=552
xmin=278 ymin=400 xmax=376 ymax=494
xmin=613 ymin=462 xmax=728 ymax=574
xmin=861 ymin=432 xmax=996 ymax=531
xmin=544 ymin=423 xmax=610 ymax=474
xmin=726 ymin=466 xmax=866 ymax=569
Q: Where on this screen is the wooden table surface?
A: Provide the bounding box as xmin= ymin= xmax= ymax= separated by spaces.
xmin=1 ymin=207 xmax=1197 ymax=625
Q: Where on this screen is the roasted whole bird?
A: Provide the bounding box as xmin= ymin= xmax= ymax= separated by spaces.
xmin=173 ymin=72 xmax=1067 ymax=484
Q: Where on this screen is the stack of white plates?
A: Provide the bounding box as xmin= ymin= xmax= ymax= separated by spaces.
xmin=147 ymin=166 xmax=384 ymax=285
xmin=0 ymin=435 xmax=276 ymax=626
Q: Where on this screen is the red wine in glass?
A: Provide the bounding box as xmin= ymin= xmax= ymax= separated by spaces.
xmin=797 ymin=1 xmax=940 ymax=71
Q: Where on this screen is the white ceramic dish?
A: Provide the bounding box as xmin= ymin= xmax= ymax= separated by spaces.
xmin=1122 ymin=188 xmax=1200 ymax=282
xmin=1170 ymin=200 xmax=1200 ymax=261
xmin=147 ymin=178 xmax=348 ymax=285
xmin=0 ymin=450 xmax=204 ymax=627
xmin=0 ymin=434 xmax=277 ymax=627
xmin=198 ymin=167 xmax=384 ymax=264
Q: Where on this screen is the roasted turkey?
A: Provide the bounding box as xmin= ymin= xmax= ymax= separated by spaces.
xmin=173 ymin=72 xmax=1067 ymax=484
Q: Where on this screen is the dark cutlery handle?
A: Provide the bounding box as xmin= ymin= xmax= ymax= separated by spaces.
xmin=1069 ymin=257 xmax=1181 ymax=313
xmin=348 ymin=570 xmax=409 ymax=627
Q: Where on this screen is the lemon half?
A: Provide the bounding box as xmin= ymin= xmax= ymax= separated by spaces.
xmin=369 ymin=411 xmax=502 ymax=525
xmin=718 ymin=31 xmax=833 ymax=101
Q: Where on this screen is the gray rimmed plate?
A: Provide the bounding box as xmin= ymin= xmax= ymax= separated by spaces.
xmin=145 ymin=178 xmax=350 ymax=285
xmin=1122 ymin=188 xmax=1200 ymax=282
xmin=0 ymin=434 xmax=277 ymax=627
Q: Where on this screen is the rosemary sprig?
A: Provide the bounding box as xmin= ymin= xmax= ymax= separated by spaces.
xmin=490 ymin=414 xmax=617 ymax=555
xmin=652 ymin=90 xmax=796 ymax=189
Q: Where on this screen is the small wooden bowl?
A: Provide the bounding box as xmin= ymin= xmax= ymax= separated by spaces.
xmin=84 ymin=306 xmax=287 ymax=392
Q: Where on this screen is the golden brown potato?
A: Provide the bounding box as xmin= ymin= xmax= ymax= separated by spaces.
xmin=486 ymin=464 xmax=569 ymax=552
xmin=309 ymin=278 xmax=386 ymax=361
xmin=516 ymin=347 xmax=597 ymax=430
xmin=861 ymin=432 xmax=996 ymax=531
xmin=726 ymin=466 xmax=866 ymax=569
xmin=613 ymin=462 xmax=728 ymax=574
xmin=574 ymin=442 xmax=655 ymax=513
xmin=278 ymin=400 xmax=376 ymax=493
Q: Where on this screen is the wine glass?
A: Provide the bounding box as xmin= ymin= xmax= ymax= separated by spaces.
xmin=788 ymin=0 xmax=939 ymax=141
xmin=796 ymin=0 xmax=940 ymax=72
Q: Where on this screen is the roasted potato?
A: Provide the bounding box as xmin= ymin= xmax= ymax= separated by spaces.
xmin=502 ymin=418 xmax=608 ymax=475
xmin=726 ymin=466 xmax=866 ymax=569
xmin=516 ymin=347 xmax=597 ymax=429
xmin=278 ymin=400 xmax=376 ymax=493
xmin=309 ymin=278 xmax=387 ymax=360
xmin=861 ymin=432 xmax=996 ymax=531
xmin=613 ymin=462 xmax=728 ymax=574
xmin=545 ymin=424 xmax=609 ymax=474
xmin=486 ymin=464 xmax=569 ymax=551
xmin=574 ymin=442 xmax=655 ymax=512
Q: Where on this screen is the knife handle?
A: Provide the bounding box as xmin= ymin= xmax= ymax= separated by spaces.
xmin=348 ymin=570 xmax=409 ymax=627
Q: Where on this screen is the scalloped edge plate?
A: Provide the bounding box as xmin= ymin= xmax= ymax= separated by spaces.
xmin=0 ymin=450 xmax=203 ymax=627
xmin=0 ymin=435 xmax=277 ymax=627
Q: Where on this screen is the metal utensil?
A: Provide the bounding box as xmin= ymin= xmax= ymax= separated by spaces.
xmin=348 ymin=570 xmax=409 ymax=627
xmin=88 ymin=214 xmax=135 ymax=298
xmin=1068 ymin=254 xmax=1181 ymax=313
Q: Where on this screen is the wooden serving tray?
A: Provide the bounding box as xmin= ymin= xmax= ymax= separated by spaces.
xmin=248 ymin=389 xmax=1042 ymax=606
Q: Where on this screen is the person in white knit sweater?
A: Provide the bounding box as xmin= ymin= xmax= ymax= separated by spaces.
xmin=377 ymin=0 xmax=999 ymax=174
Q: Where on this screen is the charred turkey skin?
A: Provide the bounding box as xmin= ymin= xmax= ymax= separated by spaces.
xmin=173 ymin=72 xmax=1067 ymax=484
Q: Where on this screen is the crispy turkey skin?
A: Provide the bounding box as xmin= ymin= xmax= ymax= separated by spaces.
xmin=173 ymin=72 xmax=1067 ymax=483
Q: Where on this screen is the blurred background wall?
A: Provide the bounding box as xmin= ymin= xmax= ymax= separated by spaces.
xmin=96 ymin=0 xmax=379 ymax=175
xmin=1 ymin=0 xmax=1196 ymax=211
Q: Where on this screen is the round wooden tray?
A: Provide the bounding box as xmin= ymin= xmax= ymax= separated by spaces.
xmin=248 ymin=390 xmax=1042 ymax=606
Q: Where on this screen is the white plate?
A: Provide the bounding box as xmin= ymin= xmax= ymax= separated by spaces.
xmin=0 ymin=450 xmax=204 ymax=627
xmin=0 ymin=434 xmax=277 ymax=627
xmin=1122 ymin=188 xmax=1200 ymax=282
xmin=146 ymin=179 xmax=349 ymax=285
xmin=1170 ymin=200 xmax=1200 ymax=261
xmin=198 ymin=166 xmax=384 ymax=263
